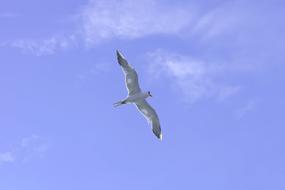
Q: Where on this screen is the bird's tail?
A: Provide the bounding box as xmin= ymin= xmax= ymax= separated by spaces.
xmin=113 ymin=100 xmax=126 ymax=107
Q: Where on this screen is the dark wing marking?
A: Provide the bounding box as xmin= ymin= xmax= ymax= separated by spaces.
xmin=116 ymin=50 xmax=141 ymax=95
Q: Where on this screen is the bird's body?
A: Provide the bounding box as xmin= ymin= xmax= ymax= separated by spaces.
xmin=114 ymin=92 xmax=150 ymax=105
xmin=114 ymin=50 xmax=162 ymax=140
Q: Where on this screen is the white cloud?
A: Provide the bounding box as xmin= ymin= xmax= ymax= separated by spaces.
xmin=234 ymin=100 xmax=257 ymax=119
xmin=0 ymin=152 xmax=16 ymax=163
xmin=0 ymin=1 xmax=247 ymax=55
xmin=0 ymin=135 xmax=49 ymax=165
xmin=142 ymin=2 xmax=284 ymax=103
xmin=2 ymin=0 xmax=284 ymax=67
xmin=3 ymin=34 xmax=77 ymax=56
xmin=1 ymin=0 xmax=190 ymax=55
xmin=147 ymin=50 xmax=240 ymax=103
xmin=20 ymin=135 xmax=49 ymax=160
xmin=192 ymin=1 xmax=285 ymax=67
xmin=191 ymin=2 xmax=243 ymax=41
xmin=79 ymin=0 xmax=192 ymax=44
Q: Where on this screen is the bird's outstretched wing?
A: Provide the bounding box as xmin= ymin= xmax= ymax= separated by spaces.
xmin=135 ymin=99 xmax=162 ymax=140
xmin=116 ymin=50 xmax=141 ymax=95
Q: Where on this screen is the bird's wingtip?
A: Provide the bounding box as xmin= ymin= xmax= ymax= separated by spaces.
xmin=116 ymin=49 xmax=125 ymax=66
xmin=116 ymin=49 xmax=123 ymax=58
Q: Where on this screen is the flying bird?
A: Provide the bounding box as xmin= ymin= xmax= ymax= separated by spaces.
xmin=114 ymin=50 xmax=162 ymax=140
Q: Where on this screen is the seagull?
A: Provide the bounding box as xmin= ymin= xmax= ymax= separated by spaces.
xmin=113 ymin=50 xmax=162 ymax=140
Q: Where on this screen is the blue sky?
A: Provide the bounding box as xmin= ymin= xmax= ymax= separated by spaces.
xmin=1 ymin=0 xmax=285 ymax=189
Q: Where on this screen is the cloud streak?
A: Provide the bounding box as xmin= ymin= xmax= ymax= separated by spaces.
xmin=2 ymin=34 xmax=77 ymax=56
xmin=147 ymin=50 xmax=240 ymax=103
xmin=0 ymin=152 xmax=16 ymax=164
xmin=191 ymin=2 xmax=242 ymax=41
xmin=1 ymin=0 xmax=193 ymax=55
xmin=20 ymin=135 xmax=50 ymax=162
xmin=0 ymin=135 xmax=49 ymax=165
xmin=2 ymin=0 xmax=284 ymax=80
xmin=234 ymin=100 xmax=257 ymax=119
xmin=79 ymin=0 xmax=192 ymax=44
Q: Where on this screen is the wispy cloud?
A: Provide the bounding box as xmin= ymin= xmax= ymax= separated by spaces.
xmin=191 ymin=2 xmax=242 ymax=41
xmin=143 ymin=2 xmax=285 ymax=103
xmin=21 ymin=135 xmax=49 ymax=159
xmin=79 ymin=0 xmax=192 ymax=44
xmin=2 ymin=0 xmax=284 ymax=63
xmin=191 ymin=1 xmax=285 ymax=67
xmin=2 ymin=0 xmax=191 ymax=54
xmin=2 ymin=34 xmax=78 ymax=56
xmin=234 ymin=100 xmax=257 ymax=119
xmin=0 ymin=152 xmax=16 ymax=164
xmin=0 ymin=134 xmax=49 ymax=165
xmin=147 ymin=50 xmax=240 ymax=103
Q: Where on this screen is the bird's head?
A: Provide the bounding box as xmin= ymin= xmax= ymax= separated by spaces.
xmin=147 ymin=91 xmax=152 ymax=97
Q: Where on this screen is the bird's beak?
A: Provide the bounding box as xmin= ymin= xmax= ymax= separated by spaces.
xmin=149 ymin=93 xmax=153 ymax=97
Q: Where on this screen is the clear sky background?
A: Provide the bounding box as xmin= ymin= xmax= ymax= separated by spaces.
xmin=1 ymin=0 xmax=285 ymax=189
